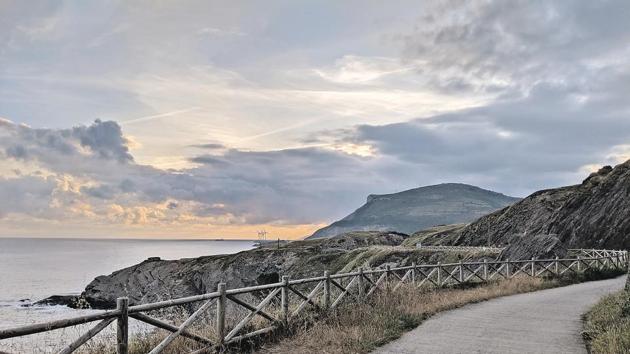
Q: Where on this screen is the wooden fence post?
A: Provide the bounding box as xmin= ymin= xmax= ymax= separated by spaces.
xmin=323 ymin=271 xmax=331 ymax=310
xmin=437 ymin=262 xmax=442 ymax=287
xmin=577 ymin=256 xmax=581 ymax=272
xmin=358 ymin=268 xmax=364 ymax=300
xmin=385 ymin=265 xmax=391 ymax=291
xmin=555 ymin=256 xmax=559 ymax=275
xmin=483 ymin=259 xmax=488 ymax=281
xmin=505 ymin=259 xmax=510 ymax=279
xmin=531 ymin=258 xmax=535 ymax=277
xmin=613 ymin=251 xmax=619 ymax=269
xmin=411 ymin=262 xmax=416 ymax=287
xmin=458 ymin=261 xmax=464 ymax=283
xmin=217 ymin=283 xmax=226 ymax=346
xmin=116 ymin=297 xmax=129 ymax=354
xmin=281 ymin=276 xmax=289 ymax=327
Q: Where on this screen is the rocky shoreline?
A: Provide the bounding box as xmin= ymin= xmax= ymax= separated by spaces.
xmin=38 ymin=231 xmax=499 ymax=309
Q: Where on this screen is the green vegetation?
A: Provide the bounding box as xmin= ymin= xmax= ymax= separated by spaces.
xmin=584 ymin=289 xmax=630 ymax=353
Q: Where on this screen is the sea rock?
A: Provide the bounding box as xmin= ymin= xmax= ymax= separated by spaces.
xmin=33 ymin=295 xmax=84 ymax=308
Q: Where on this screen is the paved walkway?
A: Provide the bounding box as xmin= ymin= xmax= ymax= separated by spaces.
xmin=373 ymin=276 xmax=625 ymax=354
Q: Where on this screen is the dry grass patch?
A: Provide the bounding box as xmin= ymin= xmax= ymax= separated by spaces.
xmin=257 ymin=277 xmax=557 ymax=354
xmin=70 ymin=269 xmax=621 ymax=354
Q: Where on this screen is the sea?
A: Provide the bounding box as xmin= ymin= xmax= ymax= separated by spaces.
xmin=0 ymin=237 xmax=255 ymax=352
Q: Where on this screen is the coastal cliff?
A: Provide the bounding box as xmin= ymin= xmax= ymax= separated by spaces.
xmin=418 ymin=161 xmax=630 ymax=250
xmin=80 ymin=231 xmax=496 ymax=309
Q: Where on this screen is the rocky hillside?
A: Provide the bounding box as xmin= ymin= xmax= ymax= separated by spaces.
xmin=309 ymin=183 xmax=519 ymax=239
xmin=79 ymin=231 xmax=496 ymax=309
xmin=422 ymin=161 xmax=630 ymax=250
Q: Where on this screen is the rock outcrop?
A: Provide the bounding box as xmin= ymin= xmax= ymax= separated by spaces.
xmin=80 ymin=231 xmax=497 ymax=309
xmin=498 ymin=234 xmax=568 ymax=261
xmin=448 ymin=161 xmax=630 ymax=250
xmin=309 ymin=183 xmax=519 ymax=239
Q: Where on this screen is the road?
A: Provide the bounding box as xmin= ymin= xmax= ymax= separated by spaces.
xmin=372 ymin=276 xmax=625 ymax=354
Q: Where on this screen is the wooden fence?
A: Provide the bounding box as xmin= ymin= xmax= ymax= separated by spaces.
xmin=0 ymin=248 xmax=627 ymax=354
xmin=415 ymin=245 xmax=504 ymax=252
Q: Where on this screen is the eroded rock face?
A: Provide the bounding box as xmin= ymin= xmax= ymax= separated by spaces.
xmin=450 ymin=161 xmax=630 ymax=250
xmin=498 ymin=234 xmax=568 ymax=261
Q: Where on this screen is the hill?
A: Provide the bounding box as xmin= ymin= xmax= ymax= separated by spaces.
xmin=308 ymin=183 xmax=520 ymax=239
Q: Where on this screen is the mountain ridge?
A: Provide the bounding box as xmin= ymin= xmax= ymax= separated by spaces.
xmin=308 ymin=183 xmax=520 ymax=239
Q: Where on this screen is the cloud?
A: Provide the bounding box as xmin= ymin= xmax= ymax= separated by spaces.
xmin=2 ymin=1 xmax=630 ymax=238
xmin=398 ymin=0 xmax=630 ymax=95
xmin=313 ymin=55 xmax=414 ymax=85
xmin=340 ymin=79 xmax=630 ymax=195
xmin=191 ymin=143 xmax=226 ymax=150
xmin=0 ymin=175 xmax=57 ymax=218
xmin=121 ymin=107 xmax=202 ymax=125
xmin=197 ymin=27 xmax=246 ymax=37
xmin=0 ymin=119 xmax=385 ymax=229
xmin=0 ymin=119 xmax=133 ymax=168
xmin=73 ymin=119 xmax=134 ymax=162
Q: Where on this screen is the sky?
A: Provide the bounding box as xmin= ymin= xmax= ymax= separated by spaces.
xmin=1 ymin=0 xmax=629 ymax=239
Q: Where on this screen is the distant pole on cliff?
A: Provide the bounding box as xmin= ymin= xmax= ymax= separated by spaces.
xmin=258 ymin=230 xmax=267 ymax=243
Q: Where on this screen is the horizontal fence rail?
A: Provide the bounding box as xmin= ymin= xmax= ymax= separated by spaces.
xmin=415 ymin=245 xmax=504 ymax=252
xmin=0 ymin=248 xmax=627 ymax=354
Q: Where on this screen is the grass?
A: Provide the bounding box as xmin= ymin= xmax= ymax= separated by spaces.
xmin=258 ymin=269 xmax=624 ymax=354
xmin=33 ymin=269 xmax=622 ymax=354
xmin=583 ymin=288 xmax=630 ymax=354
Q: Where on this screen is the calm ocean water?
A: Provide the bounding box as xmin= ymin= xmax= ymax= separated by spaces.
xmin=0 ymin=238 xmax=254 ymax=338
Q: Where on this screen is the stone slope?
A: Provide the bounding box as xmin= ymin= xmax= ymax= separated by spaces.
xmin=309 ymin=183 xmax=519 ymax=239
xmin=449 ymin=161 xmax=630 ymax=250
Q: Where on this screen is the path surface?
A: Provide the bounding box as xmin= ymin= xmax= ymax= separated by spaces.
xmin=373 ymin=276 xmax=625 ymax=354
